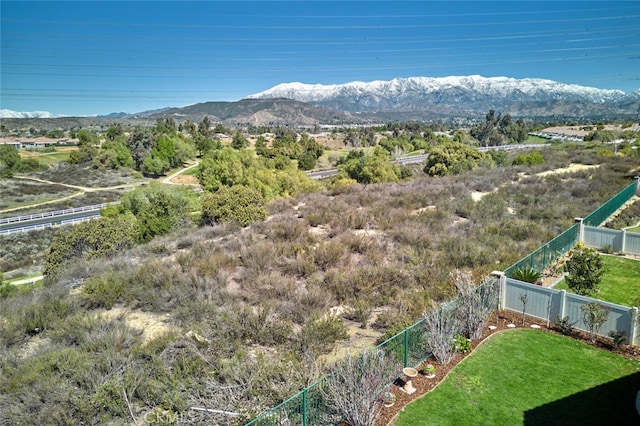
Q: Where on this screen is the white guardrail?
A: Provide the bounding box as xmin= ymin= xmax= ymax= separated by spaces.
xmin=0 ymin=203 xmax=110 ymax=225
xmin=0 ymin=214 xmax=102 ymax=235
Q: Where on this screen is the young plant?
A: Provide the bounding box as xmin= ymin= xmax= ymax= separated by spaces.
xmin=555 ymin=316 xmax=576 ymax=336
xmin=609 ymin=330 xmax=628 ymax=349
xmin=452 ymin=334 xmax=472 ymax=354
xmin=581 ymin=302 xmax=609 ymax=343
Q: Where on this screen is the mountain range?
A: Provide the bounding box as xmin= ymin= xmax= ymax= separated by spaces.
xmin=2 ymin=75 xmax=639 ymax=126
xmin=247 ymin=75 xmax=640 ymax=121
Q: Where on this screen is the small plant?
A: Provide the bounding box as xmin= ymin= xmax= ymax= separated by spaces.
xmin=452 ymin=334 xmax=472 ymax=353
xmin=421 ymin=363 xmax=436 ymax=377
xmin=609 ymin=330 xmax=628 ymax=349
xmin=519 ymin=293 xmax=528 ymax=325
xmin=600 ymin=244 xmax=614 ymax=254
xmin=511 ymin=267 xmax=542 ymax=284
xmin=381 ymin=391 xmax=396 ymax=406
xmin=555 ymin=315 xmax=576 ymax=336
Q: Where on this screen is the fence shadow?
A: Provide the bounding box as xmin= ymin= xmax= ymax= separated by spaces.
xmin=523 ymin=371 xmax=640 ymax=425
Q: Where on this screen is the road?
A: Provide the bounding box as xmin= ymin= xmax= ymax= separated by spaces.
xmin=0 ymin=206 xmax=104 ymax=235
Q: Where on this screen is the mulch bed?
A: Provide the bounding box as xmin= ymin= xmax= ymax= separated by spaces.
xmin=376 ymin=311 xmax=640 ymax=426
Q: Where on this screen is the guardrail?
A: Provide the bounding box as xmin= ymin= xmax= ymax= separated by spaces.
xmin=0 ymin=203 xmax=111 ymax=224
xmin=0 ymin=214 xmax=101 ymax=235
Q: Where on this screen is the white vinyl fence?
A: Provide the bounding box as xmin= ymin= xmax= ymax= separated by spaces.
xmin=495 ymin=274 xmax=640 ymax=347
xmin=583 ymin=225 xmax=640 ymax=256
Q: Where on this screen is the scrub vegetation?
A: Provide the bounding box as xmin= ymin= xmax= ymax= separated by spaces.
xmin=1 ymin=121 xmax=640 ymax=424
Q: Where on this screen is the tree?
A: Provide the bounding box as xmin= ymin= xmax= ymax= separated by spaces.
xmin=126 ymin=128 xmax=155 ymax=170
xmin=423 ymin=142 xmax=493 ymax=176
xmin=565 ymin=244 xmax=604 ymax=296
xmin=581 ymin=302 xmax=609 ymax=343
xmin=110 ymin=183 xmax=193 ymax=242
xmin=198 ymin=116 xmax=212 ymax=137
xmin=338 ymin=147 xmax=402 ymax=184
xmin=0 ymin=144 xmax=21 ymax=176
xmin=322 ymin=349 xmax=401 ymax=426
xmin=201 ymin=185 xmax=267 ymax=227
xmin=231 ymin=131 xmax=249 ymax=149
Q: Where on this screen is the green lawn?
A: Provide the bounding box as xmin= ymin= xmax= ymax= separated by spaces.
xmin=396 ymin=329 xmax=640 ymax=425
xmin=554 ymin=254 xmax=640 ymax=307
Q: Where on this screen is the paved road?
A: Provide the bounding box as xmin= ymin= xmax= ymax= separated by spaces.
xmin=0 ymin=208 xmax=102 ymax=235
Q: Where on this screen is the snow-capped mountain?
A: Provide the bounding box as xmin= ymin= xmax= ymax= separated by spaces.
xmin=248 ymin=75 xmax=639 ymax=119
xmin=0 ymin=109 xmax=64 ymax=119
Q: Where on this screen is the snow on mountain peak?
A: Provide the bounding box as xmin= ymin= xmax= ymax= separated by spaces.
xmin=248 ymin=75 xmax=629 ymax=104
xmin=0 ymin=109 xmax=64 ymax=119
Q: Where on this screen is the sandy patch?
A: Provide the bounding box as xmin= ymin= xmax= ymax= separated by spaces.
xmin=100 ymin=307 xmax=172 ymax=344
xmin=471 ymin=191 xmax=488 ymax=202
xmin=412 ymin=206 xmax=436 ymax=215
xmin=169 ymin=174 xmax=199 ymax=185
xmin=537 ymin=163 xmax=600 ymax=177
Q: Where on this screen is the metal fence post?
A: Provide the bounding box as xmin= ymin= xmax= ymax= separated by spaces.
xmin=302 ymin=387 xmax=307 ymax=426
xmin=403 ymin=328 xmax=409 ymax=368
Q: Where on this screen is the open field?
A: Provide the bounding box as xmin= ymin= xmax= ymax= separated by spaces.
xmin=395 ymin=329 xmax=640 ymax=425
xmin=554 ymin=255 xmax=640 ymax=307
xmin=18 ymin=147 xmax=77 ymax=164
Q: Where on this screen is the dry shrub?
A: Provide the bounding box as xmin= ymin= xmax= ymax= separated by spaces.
xmin=313 ymin=241 xmax=348 ymax=271
xmin=241 ymin=270 xmax=297 ymax=302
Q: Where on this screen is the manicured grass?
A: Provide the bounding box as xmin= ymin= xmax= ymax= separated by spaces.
xmin=396 ymin=329 xmax=640 ymax=426
xmin=554 ymin=255 xmax=640 ymax=307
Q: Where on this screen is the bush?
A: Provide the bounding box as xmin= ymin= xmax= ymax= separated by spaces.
xmin=609 ymin=330 xmax=628 ymax=349
xmin=555 ymin=315 xmax=576 ymax=336
xmin=512 ymin=152 xmax=545 ymax=166
xmin=452 ymin=334 xmax=472 ymax=353
xmin=511 ymin=267 xmax=542 ymax=284
xmin=201 ymin=185 xmax=267 ymax=227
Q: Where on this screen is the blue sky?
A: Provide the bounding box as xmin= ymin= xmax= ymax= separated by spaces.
xmin=1 ymin=0 xmax=639 ymax=116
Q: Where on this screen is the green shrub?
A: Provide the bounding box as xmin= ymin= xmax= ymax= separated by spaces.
xmin=511 ymin=267 xmax=542 ymax=284
xmin=201 ymin=185 xmax=267 ymax=226
xmin=83 ymin=273 xmax=125 ymax=309
xmin=452 ymin=334 xmax=472 ymax=353
xmin=555 ymin=315 xmax=576 ymax=336
xmin=512 ymin=152 xmax=545 ymax=166
xmin=609 ymin=330 xmax=628 ymax=349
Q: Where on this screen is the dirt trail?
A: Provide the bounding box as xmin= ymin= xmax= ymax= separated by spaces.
xmin=162 ymin=160 xmax=200 ymax=185
xmin=12 ymin=175 xmax=144 ymax=192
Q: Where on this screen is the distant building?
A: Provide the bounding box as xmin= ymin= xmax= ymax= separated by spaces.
xmin=0 ymin=137 xmax=79 ymax=149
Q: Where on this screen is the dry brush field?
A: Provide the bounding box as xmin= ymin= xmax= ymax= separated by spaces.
xmin=1 ymin=145 xmax=640 ymax=424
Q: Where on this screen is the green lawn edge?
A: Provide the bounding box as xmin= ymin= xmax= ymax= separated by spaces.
xmin=395 ymin=329 xmax=640 ymax=426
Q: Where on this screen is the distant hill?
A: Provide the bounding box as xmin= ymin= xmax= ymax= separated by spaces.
xmin=139 ymin=98 xmax=357 ymax=126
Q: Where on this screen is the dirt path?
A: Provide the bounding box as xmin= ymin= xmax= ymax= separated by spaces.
xmin=12 ymin=175 xmax=145 ymax=192
xmin=162 ymin=160 xmax=200 ymax=185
